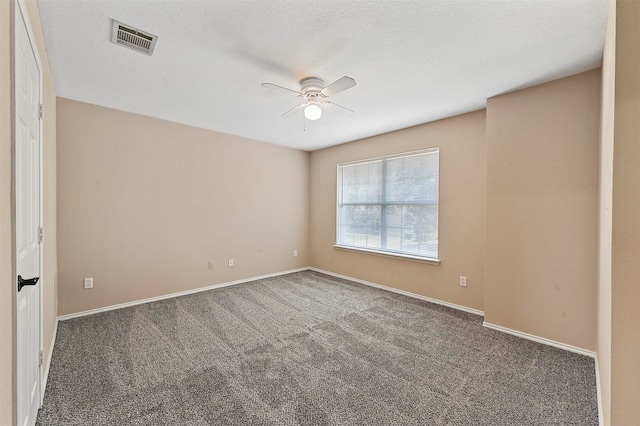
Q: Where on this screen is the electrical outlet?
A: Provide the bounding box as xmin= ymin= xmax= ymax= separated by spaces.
xmin=459 ymin=276 xmax=467 ymax=287
xmin=208 ymin=261 xmax=214 ymax=270
xmin=228 ymin=258 xmax=234 ymax=267
xmin=293 ymin=250 xmax=298 ymax=257
xmin=83 ymin=277 xmax=93 ymax=289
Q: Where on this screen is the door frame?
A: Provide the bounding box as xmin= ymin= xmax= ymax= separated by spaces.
xmin=13 ymin=0 xmax=45 ymax=415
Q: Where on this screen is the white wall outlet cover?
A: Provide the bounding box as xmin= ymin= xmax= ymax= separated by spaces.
xmin=460 ymin=276 xmax=467 ymax=287
xmin=228 ymin=258 xmax=234 ymax=267
xmin=294 ymin=250 xmax=298 ymax=257
xmin=83 ymin=277 xmax=93 ymax=289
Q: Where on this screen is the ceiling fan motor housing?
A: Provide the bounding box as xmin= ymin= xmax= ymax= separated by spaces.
xmin=300 ymin=77 xmax=326 ymax=97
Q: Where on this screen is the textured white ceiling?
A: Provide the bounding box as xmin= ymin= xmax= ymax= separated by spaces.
xmin=38 ymin=0 xmax=608 ymax=151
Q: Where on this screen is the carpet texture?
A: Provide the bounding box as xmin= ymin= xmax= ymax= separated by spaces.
xmin=37 ymin=270 xmax=598 ymax=425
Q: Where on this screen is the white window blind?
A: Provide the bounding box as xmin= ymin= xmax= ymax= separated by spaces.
xmin=336 ymin=149 xmax=439 ymax=260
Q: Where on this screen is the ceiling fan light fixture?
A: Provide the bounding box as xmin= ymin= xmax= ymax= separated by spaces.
xmin=304 ymin=102 xmax=322 ymax=120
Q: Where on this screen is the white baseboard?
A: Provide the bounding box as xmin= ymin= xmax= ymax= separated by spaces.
xmin=308 ymin=267 xmax=485 ymax=316
xmin=41 ymin=316 xmax=58 ymax=403
xmin=482 ymin=321 xmax=596 ymax=358
xmin=55 ymin=267 xmax=597 ymax=366
xmin=58 ymin=268 xmax=309 ymax=321
xmin=594 ymin=354 xmax=604 ymax=426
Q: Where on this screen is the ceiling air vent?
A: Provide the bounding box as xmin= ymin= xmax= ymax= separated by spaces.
xmin=111 ymin=20 xmax=158 ymax=56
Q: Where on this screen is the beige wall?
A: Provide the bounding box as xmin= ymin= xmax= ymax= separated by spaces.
xmin=1 ymin=0 xmax=57 ymax=423
xmin=611 ymin=1 xmax=640 ymax=423
xmin=310 ymin=110 xmax=486 ymax=311
xmin=309 ymin=72 xmax=600 ymax=351
xmin=485 ymin=70 xmax=600 ymax=352
xmin=56 ymin=98 xmax=309 ymax=315
xmin=0 ymin=1 xmax=15 ymax=423
xmin=598 ymin=0 xmax=616 ymax=423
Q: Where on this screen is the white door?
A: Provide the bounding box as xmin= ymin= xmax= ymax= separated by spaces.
xmin=15 ymin=1 xmax=42 ymax=426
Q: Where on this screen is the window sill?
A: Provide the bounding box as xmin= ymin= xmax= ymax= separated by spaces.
xmin=333 ymin=244 xmax=441 ymax=265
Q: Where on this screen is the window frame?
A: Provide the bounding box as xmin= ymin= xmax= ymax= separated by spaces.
xmin=335 ymin=148 xmax=440 ymax=264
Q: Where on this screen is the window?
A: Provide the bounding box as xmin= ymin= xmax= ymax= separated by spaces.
xmin=336 ymin=149 xmax=439 ymax=261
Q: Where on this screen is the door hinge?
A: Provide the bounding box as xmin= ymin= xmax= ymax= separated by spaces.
xmin=39 ymin=103 xmax=44 ymax=120
xmin=39 ymin=350 xmax=43 ymax=367
xmin=38 ymin=226 xmax=44 ymax=243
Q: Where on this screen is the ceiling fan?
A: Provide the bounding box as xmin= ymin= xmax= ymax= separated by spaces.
xmin=261 ymin=76 xmax=356 ymax=121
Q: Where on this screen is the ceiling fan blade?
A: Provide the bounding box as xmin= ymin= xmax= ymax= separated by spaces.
xmin=261 ymin=82 xmax=302 ymax=97
xmin=321 ymin=76 xmax=356 ymax=97
xmin=281 ymin=103 xmax=306 ymax=118
xmin=323 ymin=101 xmax=354 ymax=117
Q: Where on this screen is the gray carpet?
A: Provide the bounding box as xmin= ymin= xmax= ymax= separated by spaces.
xmin=37 ymin=270 xmax=598 ymax=425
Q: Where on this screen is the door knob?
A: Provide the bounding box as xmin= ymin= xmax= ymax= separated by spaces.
xmin=18 ymin=275 xmax=39 ymax=292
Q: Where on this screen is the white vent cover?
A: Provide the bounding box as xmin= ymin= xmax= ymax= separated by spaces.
xmin=111 ymin=20 xmax=158 ymax=56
